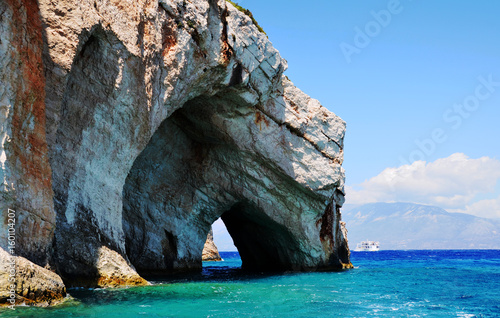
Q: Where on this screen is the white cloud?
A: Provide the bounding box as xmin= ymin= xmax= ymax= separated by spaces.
xmin=452 ymin=195 xmax=500 ymax=219
xmin=345 ymin=153 xmax=500 ymax=218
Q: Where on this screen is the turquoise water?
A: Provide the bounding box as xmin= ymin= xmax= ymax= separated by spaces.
xmin=2 ymin=250 xmax=499 ymax=317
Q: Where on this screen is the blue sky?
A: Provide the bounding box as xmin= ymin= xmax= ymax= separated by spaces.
xmin=213 ymin=1 xmax=500 ymax=250
xmin=245 ymin=0 xmax=500 ymax=182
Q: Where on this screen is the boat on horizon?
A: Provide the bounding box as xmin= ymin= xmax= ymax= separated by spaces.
xmin=354 ymin=240 xmax=380 ymax=251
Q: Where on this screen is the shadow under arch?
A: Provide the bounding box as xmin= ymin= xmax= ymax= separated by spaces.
xmin=220 ymin=201 xmax=302 ymax=271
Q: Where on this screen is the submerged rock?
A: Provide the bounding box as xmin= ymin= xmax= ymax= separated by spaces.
xmin=0 ymin=0 xmax=352 ymax=305
xmin=202 ymin=228 xmax=222 ymax=262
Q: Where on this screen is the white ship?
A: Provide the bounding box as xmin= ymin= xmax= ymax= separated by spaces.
xmin=354 ymin=240 xmax=380 ymax=251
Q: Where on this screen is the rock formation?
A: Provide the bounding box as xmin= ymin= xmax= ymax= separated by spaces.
xmin=202 ymin=228 xmax=222 ymax=261
xmin=0 ymin=0 xmax=351 ymax=306
xmin=0 ymin=249 xmax=66 ymax=307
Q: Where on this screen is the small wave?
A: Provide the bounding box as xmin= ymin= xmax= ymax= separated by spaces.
xmin=457 ymin=295 xmax=474 ymax=299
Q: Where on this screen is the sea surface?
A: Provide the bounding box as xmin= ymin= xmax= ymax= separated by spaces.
xmin=2 ymin=250 xmax=499 ymax=317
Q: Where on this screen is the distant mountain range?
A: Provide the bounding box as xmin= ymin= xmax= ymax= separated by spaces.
xmin=342 ymin=202 xmax=500 ymax=250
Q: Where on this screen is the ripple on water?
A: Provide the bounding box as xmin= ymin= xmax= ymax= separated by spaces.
xmin=0 ymin=250 xmax=499 ymax=317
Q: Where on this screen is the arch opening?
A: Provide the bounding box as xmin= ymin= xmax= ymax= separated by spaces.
xmin=200 ymin=219 xmax=241 ymax=271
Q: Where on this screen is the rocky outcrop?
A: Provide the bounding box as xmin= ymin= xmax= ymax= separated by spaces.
xmin=0 ymin=249 xmax=66 ymax=307
xmin=202 ymin=228 xmax=222 ymax=261
xmin=1 ymin=0 xmax=351 ymax=305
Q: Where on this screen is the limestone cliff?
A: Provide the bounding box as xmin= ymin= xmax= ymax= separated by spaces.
xmin=0 ymin=0 xmax=351 ymax=305
xmin=202 ymin=228 xmax=222 ymax=261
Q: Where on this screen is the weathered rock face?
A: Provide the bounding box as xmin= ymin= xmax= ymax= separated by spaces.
xmin=202 ymin=228 xmax=222 ymax=261
xmin=0 ymin=0 xmax=55 ymax=266
xmin=1 ymin=0 xmax=351 ymax=304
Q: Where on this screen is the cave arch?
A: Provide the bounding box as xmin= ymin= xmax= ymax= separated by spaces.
xmin=40 ymin=1 xmax=350 ymax=289
xmin=122 ymin=92 xmax=324 ymax=276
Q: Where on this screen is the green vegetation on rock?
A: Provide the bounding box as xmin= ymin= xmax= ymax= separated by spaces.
xmin=226 ymin=0 xmax=266 ymax=35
